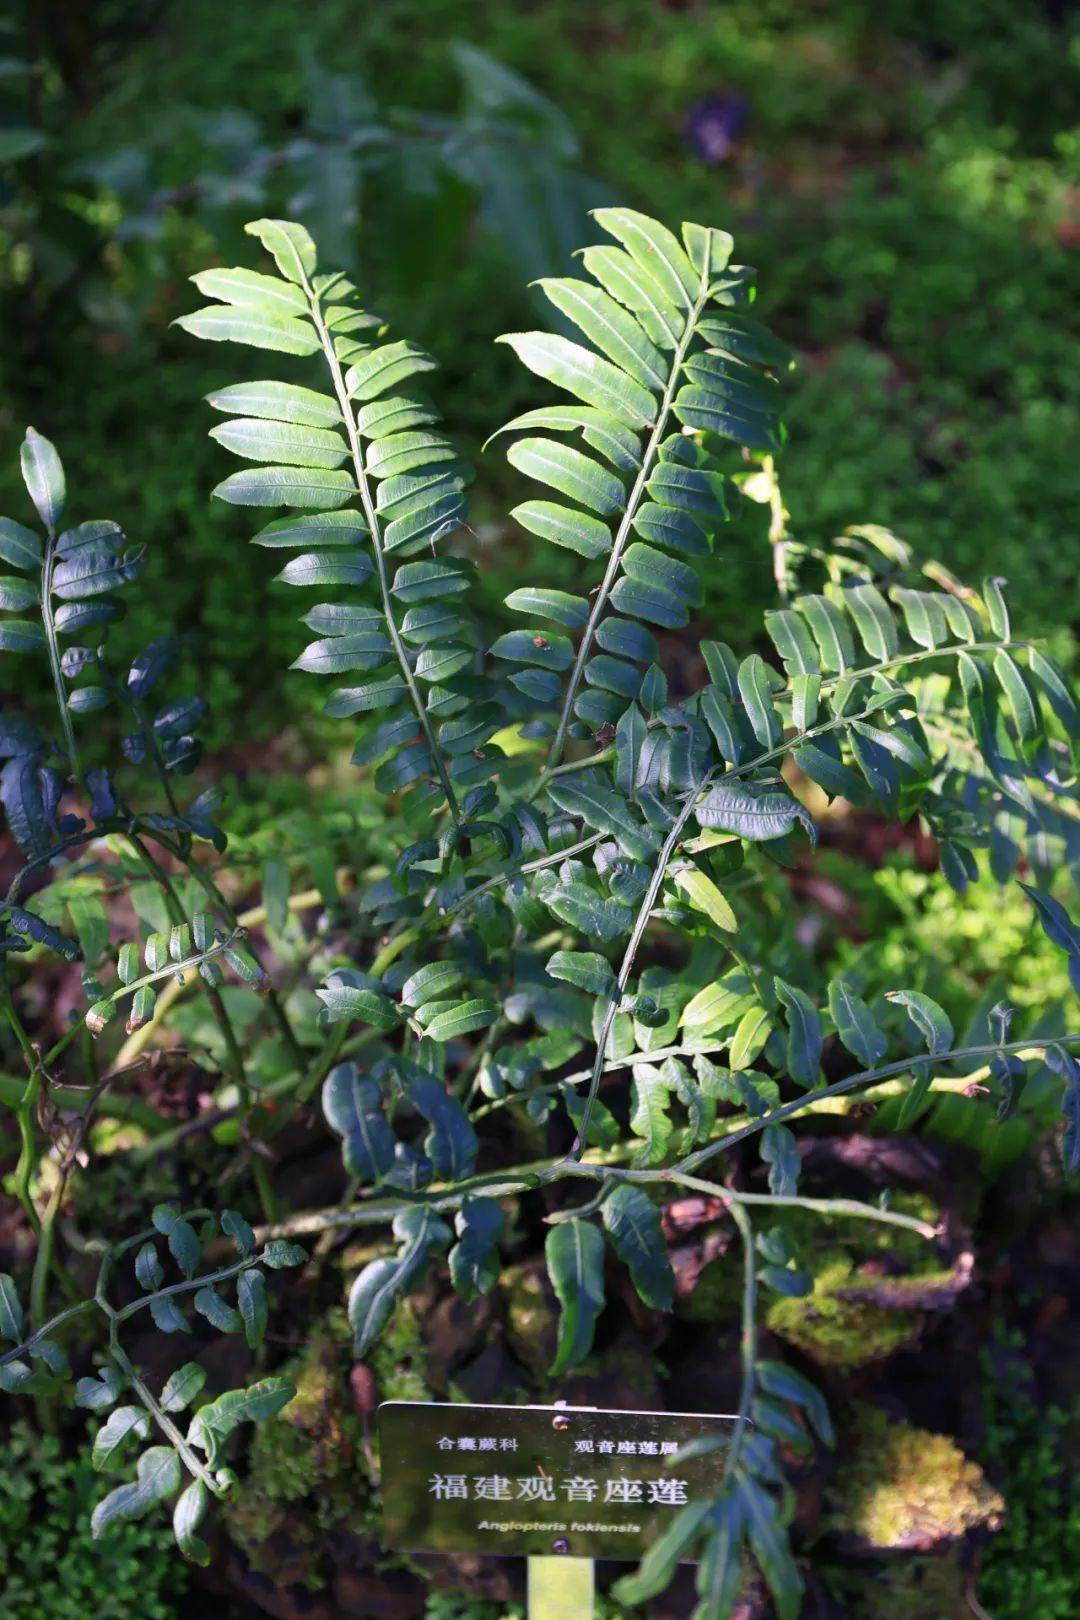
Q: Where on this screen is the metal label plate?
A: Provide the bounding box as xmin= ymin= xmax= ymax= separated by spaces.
xmin=378 ymin=1400 xmax=735 ymax=1561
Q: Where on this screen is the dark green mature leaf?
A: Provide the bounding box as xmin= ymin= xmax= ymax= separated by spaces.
xmin=546 ymin=1219 xmax=605 ymax=1375
xmin=534 ymin=869 xmax=634 ymax=940
xmin=406 ymin=1073 xmax=479 ymax=1179
xmin=150 ymin=1296 xmax=190 ymax=1335
xmin=601 ymin=1184 xmax=674 ymax=1310
xmin=348 ymin=1207 xmax=451 ymax=1354
xmin=614 ymin=1500 xmax=713 ymax=1606
xmin=134 ymin=1242 xmax=164 ymax=1292
xmin=0 ymin=1274 xmax=23 ymax=1340
xmin=594 ymin=206 xmax=699 ymax=306
xmin=629 ymin=1063 xmax=675 ymax=1163
xmin=506 ymin=436 xmax=625 ymax=516
xmin=0 ymin=574 xmax=39 ymax=611
xmin=885 ymin=990 xmax=954 ymax=1056
xmin=174 ymin=1479 xmax=211 ymax=1565
xmin=696 ymin=781 xmax=816 ymax=846
xmin=151 ymin=1205 xmax=200 ymax=1277
xmin=535 ymin=277 xmax=667 ymax=390
xmin=761 ymin=1123 xmax=800 ymax=1196
xmin=188 ymin=1377 xmax=295 ymax=1460
xmin=237 ymin=1269 xmax=269 ymax=1349
xmin=1020 ymin=884 xmax=1080 ymax=995
xmin=827 ymin=980 xmax=887 ymax=1068
xmin=316 ymin=974 xmax=399 ymax=1030
xmin=75 ymin=1366 xmax=126 ymax=1411
xmin=511 ymin=498 xmax=612 ymax=559
xmin=6 ymin=904 xmax=79 ymax=960
xmin=757 ymin=1359 xmax=834 ymax=1447
xmin=546 ymin=950 xmax=617 ymax=998
xmin=1029 ymin=647 xmax=1080 ymax=739
xmin=160 ymin=1363 xmax=206 ymax=1413
xmin=421 ymin=999 xmax=498 ymax=1043
xmin=775 ymin=981 xmax=823 ymax=1088
xmin=692 ymin=1491 xmax=746 ymax=1618
xmin=91 ymin=1447 xmax=182 ymax=1538
xmin=449 ymin=1198 xmax=505 ymax=1302
xmin=548 ymin=769 xmax=656 ymax=858
xmin=0 ymin=1358 xmax=55 ymax=1395
xmin=0 ymin=517 xmax=42 ymax=571
xmin=983 ymin=576 xmax=1010 ymax=642
xmin=261 ymin=1240 xmax=307 ymax=1270
xmin=322 ymin=1061 xmax=396 ymax=1181
xmin=194 ymin=1286 xmax=243 ymax=1334
xmin=92 ymin=1406 xmax=151 ymax=1471
xmin=739 ymin=1475 xmax=803 ymax=1620
xmin=0 ymin=618 xmax=45 ymax=653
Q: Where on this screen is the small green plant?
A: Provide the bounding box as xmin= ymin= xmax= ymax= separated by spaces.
xmin=1 ymin=206 xmax=1078 ymax=1618
xmin=978 ymin=1334 xmax=1080 ymax=1619
xmin=0 ymin=1420 xmax=187 ymax=1619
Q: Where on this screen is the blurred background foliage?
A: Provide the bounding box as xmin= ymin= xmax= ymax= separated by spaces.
xmin=2 ymin=0 xmax=1077 ymax=753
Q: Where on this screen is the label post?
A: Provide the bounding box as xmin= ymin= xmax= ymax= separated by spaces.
xmin=527 ymin=1552 xmax=595 ymax=1620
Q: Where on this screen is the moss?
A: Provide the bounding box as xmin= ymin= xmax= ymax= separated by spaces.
xmin=829 ymin=1405 xmax=1004 ymax=1551
xmin=825 ymin=1555 xmax=969 ymax=1620
xmin=764 ymin=1196 xmax=953 ymax=1368
xmin=225 ymin=1310 xmax=367 ymax=1583
xmin=978 ymin=1332 xmax=1080 ymax=1620
xmin=0 ymin=1421 xmax=187 ymax=1620
xmin=370 ymin=1296 xmax=433 ymax=1404
xmin=766 ymin=1251 xmax=922 ymax=1368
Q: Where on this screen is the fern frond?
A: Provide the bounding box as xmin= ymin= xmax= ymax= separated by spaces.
xmin=0 ymin=429 xmax=146 ymax=783
xmin=179 ymin=219 xmax=486 ymax=825
xmin=493 ymin=208 xmax=790 ymax=769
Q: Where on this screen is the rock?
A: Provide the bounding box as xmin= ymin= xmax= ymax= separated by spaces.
xmin=421 ymin=1290 xmax=495 ymax=1390
xmin=413 ymin=1550 xmax=519 ymax=1604
xmin=560 ymin=1329 xmax=665 ymax=1411
xmin=453 ymin=1333 xmax=528 ymax=1403
xmin=501 ymin=1260 xmax=559 ymax=1380
xmin=663 ymin=1326 xmax=742 ymax=1415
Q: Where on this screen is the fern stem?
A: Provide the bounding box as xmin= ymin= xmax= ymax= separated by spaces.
xmin=542 ymin=279 xmax=711 ymax=777
xmin=122 ymin=833 xmax=269 ymax=1211
xmin=163 ymin=851 xmax=307 ymax=1072
xmin=664 ymin=1172 xmax=940 ymax=1240
xmin=569 ymin=768 xmax=715 ymax=1159
xmin=566 ymin=683 xmax=933 ymax=1159
xmin=306 ymin=295 xmax=461 ymax=822
xmin=108 ymin=1337 xmax=222 ymax=1496
xmin=724 ymin=1197 xmax=756 ymax=1479
xmin=675 ymin=1034 xmax=1080 ymax=1176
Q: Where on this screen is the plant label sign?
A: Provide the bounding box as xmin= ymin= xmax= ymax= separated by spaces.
xmin=378 ymin=1401 xmax=736 ymax=1561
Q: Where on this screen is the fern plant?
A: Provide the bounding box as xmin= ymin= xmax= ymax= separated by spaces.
xmin=1 ymin=208 xmax=1078 ymax=1616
